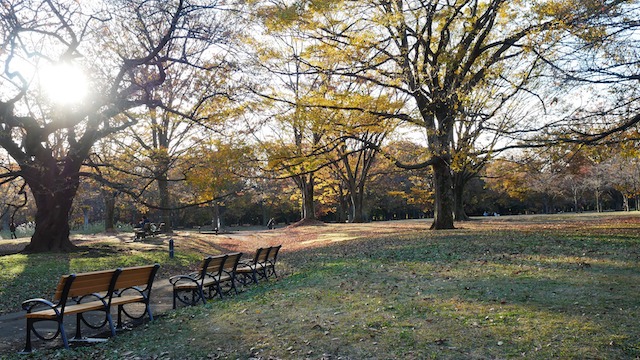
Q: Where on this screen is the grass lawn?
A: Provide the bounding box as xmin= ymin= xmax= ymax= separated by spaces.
xmin=2 ymin=212 xmax=640 ymax=359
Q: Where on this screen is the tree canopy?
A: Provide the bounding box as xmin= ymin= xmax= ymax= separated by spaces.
xmin=0 ymin=0 xmax=639 ymax=252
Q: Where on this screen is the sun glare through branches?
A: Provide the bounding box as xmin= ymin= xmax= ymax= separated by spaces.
xmin=39 ymin=62 xmax=88 ymax=105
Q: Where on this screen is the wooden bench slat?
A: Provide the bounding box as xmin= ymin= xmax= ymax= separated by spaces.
xmin=110 ymin=295 xmax=144 ymax=306
xmin=236 ymin=264 xmax=259 ymax=273
xmin=173 ymin=283 xmax=200 ymax=291
xmin=206 ymin=256 xmax=226 ymax=272
xmin=65 ymin=270 xmax=116 ymax=298
xmin=25 ymin=301 xmax=107 ymax=319
xmin=53 ymin=276 xmax=73 ymax=300
xmin=114 ymin=265 xmax=156 ymax=289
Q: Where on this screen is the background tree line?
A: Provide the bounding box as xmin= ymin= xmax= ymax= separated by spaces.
xmin=3 ymin=138 xmax=638 ymax=231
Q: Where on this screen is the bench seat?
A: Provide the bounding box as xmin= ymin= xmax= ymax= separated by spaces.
xmin=25 ymin=300 xmax=108 ymax=320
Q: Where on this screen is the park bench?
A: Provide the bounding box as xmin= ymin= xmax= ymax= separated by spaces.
xmin=196 ymin=224 xmax=219 ymax=234
xmin=134 ymin=222 xmax=165 ymax=240
xmin=236 ymin=245 xmax=282 ymax=285
xmin=21 ymin=264 xmax=159 ymax=353
xmin=170 ymin=254 xmax=228 ymax=308
xmin=169 ymin=252 xmax=243 ymax=309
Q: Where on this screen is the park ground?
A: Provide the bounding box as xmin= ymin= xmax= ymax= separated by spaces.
xmin=1 ymin=212 xmax=639 ymax=359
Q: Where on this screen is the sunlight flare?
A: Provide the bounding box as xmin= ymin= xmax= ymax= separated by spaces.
xmin=39 ymin=63 xmax=88 ymax=105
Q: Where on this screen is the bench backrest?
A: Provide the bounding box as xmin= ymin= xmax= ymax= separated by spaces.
xmin=53 ymin=269 xmax=119 ymax=301
xmin=203 ymin=254 xmax=227 ymax=278
xmin=114 ymin=264 xmax=160 ymax=290
xmin=252 ymin=247 xmax=269 ymax=264
xmin=224 ymin=252 xmax=243 ymax=272
xmin=267 ymin=245 xmax=281 ymax=264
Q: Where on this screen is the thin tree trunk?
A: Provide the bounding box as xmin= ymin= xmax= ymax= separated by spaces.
xmin=211 ymin=202 xmax=221 ymax=231
xmin=103 ymin=190 xmax=117 ymax=233
xmin=158 ymin=176 xmax=172 ymax=233
xmin=453 ymin=173 xmax=470 ymax=221
xmin=337 ymin=183 xmax=348 ymax=223
xmin=351 ymin=186 xmax=367 ymax=223
xmin=297 ymin=174 xmax=316 ymax=220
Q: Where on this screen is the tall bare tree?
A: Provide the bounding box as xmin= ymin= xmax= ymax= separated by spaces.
xmin=0 ymin=0 xmax=232 ymax=252
xmin=263 ymin=0 xmax=624 ymax=229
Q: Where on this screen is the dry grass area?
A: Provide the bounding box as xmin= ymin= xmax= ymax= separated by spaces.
xmin=0 ymin=218 xmax=428 ymax=256
xmin=4 ymin=212 xmax=636 ymax=256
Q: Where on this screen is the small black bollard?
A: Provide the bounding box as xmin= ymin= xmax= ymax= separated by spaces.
xmin=169 ymin=238 xmax=174 ymax=258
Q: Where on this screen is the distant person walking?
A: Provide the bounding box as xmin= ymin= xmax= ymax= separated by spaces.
xmin=9 ymin=222 xmax=17 ymax=239
xmin=267 ymin=218 xmax=275 ymax=230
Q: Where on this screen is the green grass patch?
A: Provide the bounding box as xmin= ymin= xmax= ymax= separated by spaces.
xmin=4 ymin=216 xmax=640 ymax=359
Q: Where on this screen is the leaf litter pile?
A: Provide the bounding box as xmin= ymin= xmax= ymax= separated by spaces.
xmin=1 ymin=213 xmax=639 ymax=359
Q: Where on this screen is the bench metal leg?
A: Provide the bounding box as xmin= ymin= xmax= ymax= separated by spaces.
xmin=172 ymin=289 xmax=178 ymax=309
xmin=238 ymin=271 xmax=258 ymax=285
xmin=73 ymin=311 xmax=116 ymax=342
xmin=267 ymin=265 xmax=278 ymax=279
xmin=21 ymin=319 xmax=34 ymax=353
xmin=197 ymin=288 xmax=206 ymax=305
xmin=107 ymin=313 xmax=116 ymax=337
xmin=226 ymin=279 xmax=239 ymax=295
xmin=60 ymin=320 xmax=70 ymax=349
xmin=146 ymin=303 xmax=154 ymax=322
xmin=207 ymin=283 xmax=223 ymax=299
xmin=74 ymin=313 xmax=83 ymax=340
xmin=117 ymin=306 xmax=123 ymax=329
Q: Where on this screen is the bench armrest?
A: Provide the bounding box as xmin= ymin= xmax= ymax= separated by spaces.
xmin=22 ymin=298 xmax=59 ymax=314
xmin=169 ymin=274 xmax=199 ymax=286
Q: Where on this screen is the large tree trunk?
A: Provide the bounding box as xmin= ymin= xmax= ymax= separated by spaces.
xmin=22 ymin=165 xmax=80 ymax=253
xmin=431 ymin=158 xmax=455 ymax=230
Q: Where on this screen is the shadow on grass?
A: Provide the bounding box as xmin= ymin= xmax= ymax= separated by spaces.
xmin=261 ymin=230 xmax=640 ymax=358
